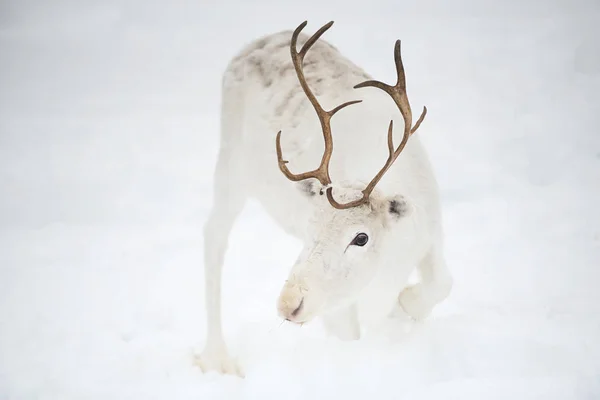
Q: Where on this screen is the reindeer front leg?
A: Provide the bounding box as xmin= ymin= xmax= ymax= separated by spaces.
xmin=195 ymin=198 xmax=245 ymax=377
xmin=398 ymin=238 xmax=453 ymax=320
xmin=195 ymin=93 xmax=247 ymax=377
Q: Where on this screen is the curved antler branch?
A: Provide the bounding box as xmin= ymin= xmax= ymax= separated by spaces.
xmin=325 ymin=121 xmax=403 ymax=209
xmin=276 ymin=131 xmax=329 ymax=184
xmin=276 ymin=23 xmax=426 ymax=210
xmin=332 ymin=39 xmax=428 ymax=209
xmin=275 ymin=21 xmax=362 ymax=189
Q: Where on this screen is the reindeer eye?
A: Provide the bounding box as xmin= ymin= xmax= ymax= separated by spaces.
xmin=351 ymin=233 xmax=369 ymax=247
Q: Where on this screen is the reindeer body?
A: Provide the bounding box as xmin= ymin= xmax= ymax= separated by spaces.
xmin=198 ymin=25 xmax=452 ymax=377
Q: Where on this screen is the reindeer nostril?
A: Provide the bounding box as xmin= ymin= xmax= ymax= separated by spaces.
xmin=291 ymin=297 xmax=304 ymax=318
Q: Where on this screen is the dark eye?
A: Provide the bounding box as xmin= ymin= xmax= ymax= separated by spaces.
xmin=351 ymin=233 xmax=369 ymax=247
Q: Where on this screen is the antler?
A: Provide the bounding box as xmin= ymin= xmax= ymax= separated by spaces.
xmin=275 ymin=21 xmax=362 ymax=187
xmin=276 ymin=22 xmax=427 ymax=210
xmin=325 ymin=39 xmax=428 ymax=209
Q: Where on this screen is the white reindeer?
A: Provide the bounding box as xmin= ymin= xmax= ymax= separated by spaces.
xmin=196 ymin=21 xmax=453 ymax=377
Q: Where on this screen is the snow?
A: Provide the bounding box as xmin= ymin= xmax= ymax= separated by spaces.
xmin=1 ymin=0 xmax=599 ymax=398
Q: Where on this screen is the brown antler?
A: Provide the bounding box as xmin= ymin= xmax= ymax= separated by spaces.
xmin=275 ymin=21 xmax=362 ymax=187
xmin=324 ymin=39 xmax=428 ymax=209
xmin=276 ymin=22 xmax=426 ymax=210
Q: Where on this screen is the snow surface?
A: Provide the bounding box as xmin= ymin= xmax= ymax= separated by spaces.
xmin=1 ymin=0 xmax=600 ymax=399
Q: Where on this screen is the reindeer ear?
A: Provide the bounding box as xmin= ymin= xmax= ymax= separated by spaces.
xmin=297 ymin=179 xmax=325 ymax=198
xmin=384 ymin=195 xmax=411 ymax=221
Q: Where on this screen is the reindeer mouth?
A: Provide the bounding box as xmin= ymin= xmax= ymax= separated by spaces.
xmin=289 ymin=297 xmax=304 ymax=320
xmin=281 ymin=296 xmax=319 ymax=325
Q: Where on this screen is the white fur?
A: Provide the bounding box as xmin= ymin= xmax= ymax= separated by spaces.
xmin=196 ymin=26 xmax=453 ymax=377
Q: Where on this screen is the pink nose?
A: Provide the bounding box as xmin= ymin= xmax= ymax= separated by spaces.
xmin=277 ymin=294 xmax=305 ymax=321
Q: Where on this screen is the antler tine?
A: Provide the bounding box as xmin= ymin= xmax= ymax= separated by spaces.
xmin=297 ymin=21 xmax=334 ymax=60
xmin=325 ymin=121 xmax=400 ymax=209
xmin=354 ymin=40 xmax=427 ymax=130
xmin=394 ymin=40 xmax=406 ymax=89
xmin=276 ymin=131 xmax=327 ymax=182
xmin=292 ymin=22 xmax=363 ymax=120
xmin=289 ymin=21 xmax=329 ymax=117
xmin=325 ymin=39 xmax=427 ymax=209
xmin=276 ymin=21 xmax=362 ymax=188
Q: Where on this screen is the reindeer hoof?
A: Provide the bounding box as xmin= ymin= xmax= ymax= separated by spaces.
xmin=398 ymin=284 xmax=433 ymax=320
xmin=194 ymin=349 xmax=244 ymax=378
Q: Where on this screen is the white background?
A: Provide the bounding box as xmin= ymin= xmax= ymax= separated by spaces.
xmin=1 ymin=0 xmax=599 ymax=398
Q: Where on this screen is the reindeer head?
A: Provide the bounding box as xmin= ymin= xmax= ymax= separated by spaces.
xmin=275 ymin=21 xmax=427 ymax=323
